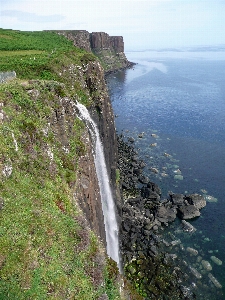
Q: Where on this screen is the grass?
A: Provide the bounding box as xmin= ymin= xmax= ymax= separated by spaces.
xmin=0 ymin=50 xmax=45 ymax=57
xmin=0 ymin=78 xmax=122 ymax=299
xmin=0 ymin=29 xmax=95 ymax=83
xmin=0 ymin=80 xmax=98 ymax=299
xmin=0 ymin=28 xmax=122 ymax=299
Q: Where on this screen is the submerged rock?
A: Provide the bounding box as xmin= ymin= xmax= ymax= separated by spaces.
xmin=181 ymin=220 xmax=196 ymax=233
xmin=210 ymin=256 xmax=222 ymax=266
xmin=189 ymin=266 xmax=202 ymax=279
xmin=186 ymin=247 xmax=198 ymax=256
xmin=201 ymin=260 xmax=212 ymax=271
xmin=208 ymin=273 xmax=222 ymax=288
xmin=138 ymin=132 xmax=144 ymax=138
xmin=204 ymin=194 xmax=218 ymax=203
xmin=128 ymin=137 xmax=135 ymax=143
xmin=174 ymin=174 xmax=183 ymax=180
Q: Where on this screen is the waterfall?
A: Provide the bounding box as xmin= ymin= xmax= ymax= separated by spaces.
xmin=76 ymin=102 xmax=121 ymax=270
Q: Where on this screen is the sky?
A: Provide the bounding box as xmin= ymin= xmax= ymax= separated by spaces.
xmin=0 ymin=0 xmax=225 ymax=50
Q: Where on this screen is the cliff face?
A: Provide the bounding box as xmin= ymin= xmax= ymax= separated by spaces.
xmin=56 ymin=30 xmax=132 ymax=73
xmin=73 ymin=60 xmax=119 ymax=244
xmin=56 ymin=30 xmax=92 ymax=52
xmin=90 ymin=32 xmax=124 ymax=53
xmin=0 ymin=29 xmax=131 ymax=299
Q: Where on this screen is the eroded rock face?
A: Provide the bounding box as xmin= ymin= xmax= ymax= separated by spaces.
xmin=75 ymin=128 xmax=106 ymax=243
xmin=91 ymin=32 xmax=111 ymax=50
xmin=90 ymin=32 xmax=124 ymax=53
xmin=76 ymin=61 xmax=120 ymax=244
xmin=54 ymin=30 xmax=133 ymax=73
xmin=56 ymin=30 xmax=92 ymax=52
xmin=41 ymin=59 xmax=120 ymax=246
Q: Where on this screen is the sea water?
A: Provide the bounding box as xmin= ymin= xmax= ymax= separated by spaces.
xmin=107 ymin=49 xmax=225 ymax=298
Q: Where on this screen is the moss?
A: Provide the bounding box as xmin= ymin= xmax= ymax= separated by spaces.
xmin=124 ymin=255 xmax=182 ymax=299
xmin=116 ymin=169 xmax=120 ymax=185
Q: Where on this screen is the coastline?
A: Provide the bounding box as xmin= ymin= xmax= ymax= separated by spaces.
xmin=115 ymin=133 xmax=223 ymax=299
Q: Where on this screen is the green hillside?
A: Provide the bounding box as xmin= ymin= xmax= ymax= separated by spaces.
xmin=0 ymin=29 xmax=95 ymax=81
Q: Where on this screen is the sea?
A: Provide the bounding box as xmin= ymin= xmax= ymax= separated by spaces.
xmin=106 ymin=48 xmax=225 ymax=299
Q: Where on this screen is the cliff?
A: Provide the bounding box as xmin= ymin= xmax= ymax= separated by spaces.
xmin=0 ymin=29 xmax=130 ymax=299
xmin=56 ymin=30 xmax=133 ymax=73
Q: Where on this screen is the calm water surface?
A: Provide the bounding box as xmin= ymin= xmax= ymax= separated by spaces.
xmin=107 ymin=50 xmax=225 ymax=298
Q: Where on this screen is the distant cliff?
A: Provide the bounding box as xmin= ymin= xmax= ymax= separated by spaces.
xmin=55 ymin=30 xmax=133 ymax=73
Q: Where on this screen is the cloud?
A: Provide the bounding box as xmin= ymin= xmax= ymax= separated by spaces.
xmin=0 ymin=0 xmax=225 ymax=48
xmin=1 ymin=10 xmax=65 ymax=23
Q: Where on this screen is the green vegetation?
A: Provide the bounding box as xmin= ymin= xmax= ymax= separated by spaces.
xmin=92 ymin=49 xmax=126 ymax=73
xmin=124 ymin=255 xmax=182 ymax=299
xmin=0 ymin=29 xmax=122 ymax=299
xmin=0 ymin=29 xmax=95 ymax=85
xmin=115 ymin=169 xmax=120 ymax=185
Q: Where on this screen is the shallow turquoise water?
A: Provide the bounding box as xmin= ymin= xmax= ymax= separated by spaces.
xmin=107 ymin=50 xmax=225 ymax=298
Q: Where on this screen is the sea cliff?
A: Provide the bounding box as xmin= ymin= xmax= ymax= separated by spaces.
xmin=55 ymin=30 xmax=133 ymax=73
xmin=0 ymin=29 xmax=137 ymax=299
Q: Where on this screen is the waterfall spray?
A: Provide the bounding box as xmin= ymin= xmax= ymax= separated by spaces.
xmin=76 ymin=102 xmax=121 ymax=270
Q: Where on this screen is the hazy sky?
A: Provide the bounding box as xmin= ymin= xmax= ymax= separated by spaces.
xmin=0 ymin=0 xmax=224 ymax=50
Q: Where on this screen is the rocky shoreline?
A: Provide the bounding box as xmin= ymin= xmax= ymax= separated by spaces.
xmin=117 ymin=134 xmax=223 ymax=299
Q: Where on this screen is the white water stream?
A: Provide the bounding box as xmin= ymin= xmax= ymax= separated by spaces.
xmin=76 ymin=102 xmax=121 ymax=270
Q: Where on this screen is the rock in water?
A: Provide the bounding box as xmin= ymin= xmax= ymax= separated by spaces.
xmin=156 ymin=205 xmax=177 ymax=223
xmin=186 ymin=247 xmax=198 ymax=256
xmin=201 ymin=260 xmax=212 ymax=271
xmin=174 ymin=174 xmax=183 ymax=180
xmin=181 ymin=220 xmax=196 ymax=233
xmin=204 ymin=194 xmax=218 ymax=202
xmin=177 ymin=205 xmax=200 ymax=219
xmin=210 ymin=256 xmax=222 ymax=266
xmin=189 ymin=266 xmax=202 ymax=279
xmin=185 ymin=194 xmax=206 ymax=209
xmin=208 ymin=273 xmax=222 ymax=288
xmin=170 ymin=193 xmax=184 ymax=205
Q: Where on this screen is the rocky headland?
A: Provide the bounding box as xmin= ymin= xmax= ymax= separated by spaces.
xmin=54 ymin=30 xmax=134 ymax=73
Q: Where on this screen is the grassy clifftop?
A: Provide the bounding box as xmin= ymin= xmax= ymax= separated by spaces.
xmin=0 ymin=29 xmax=122 ymax=299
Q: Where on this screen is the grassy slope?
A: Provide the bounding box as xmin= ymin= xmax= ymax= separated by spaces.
xmin=0 ymin=29 xmax=121 ymax=299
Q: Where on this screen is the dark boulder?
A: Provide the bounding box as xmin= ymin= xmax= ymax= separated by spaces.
xmin=138 ymin=174 xmax=149 ymax=184
xmin=156 ymin=205 xmax=177 ymax=223
xmin=170 ymin=193 xmax=185 ymax=206
xmin=128 ymin=137 xmax=135 ymax=143
xmin=141 ymin=187 xmax=160 ymax=201
xmin=147 ymin=181 xmax=161 ymax=195
xmin=177 ymin=205 xmax=200 ymax=220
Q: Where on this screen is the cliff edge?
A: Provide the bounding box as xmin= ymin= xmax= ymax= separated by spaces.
xmin=56 ymin=30 xmax=133 ymax=73
xmin=0 ymin=29 xmax=134 ymax=299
